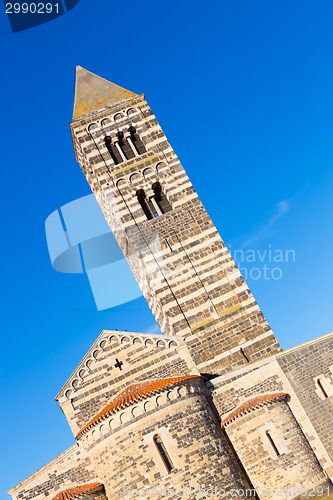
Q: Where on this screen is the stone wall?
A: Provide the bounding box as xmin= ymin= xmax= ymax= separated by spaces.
xmin=70 ymin=95 xmax=281 ymax=378
xmin=56 ymin=330 xmax=195 ymax=436
xmin=10 ymin=75 xmax=333 ymax=500
xmin=78 ymin=379 xmax=251 ymax=499
xmin=277 ymin=332 xmax=333 ymax=462
xmin=224 ymin=400 xmax=330 ymax=499
xmin=209 ymin=347 xmax=333 ymax=483
xmin=7 ymin=445 xmax=98 ymax=500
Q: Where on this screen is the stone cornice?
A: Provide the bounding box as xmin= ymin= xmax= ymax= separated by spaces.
xmin=222 ymin=393 xmax=289 ymax=427
xmin=76 ymin=375 xmax=202 ymax=440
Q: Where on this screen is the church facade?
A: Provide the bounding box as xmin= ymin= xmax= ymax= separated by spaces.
xmin=8 ymin=67 xmax=333 ymax=500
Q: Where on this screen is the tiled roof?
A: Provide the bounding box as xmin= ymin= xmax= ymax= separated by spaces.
xmin=51 ymin=483 xmax=104 ymax=500
xmin=76 ymin=375 xmax=201 ymax=439
xmin=222 ymin=393 xmax=289 ymax=427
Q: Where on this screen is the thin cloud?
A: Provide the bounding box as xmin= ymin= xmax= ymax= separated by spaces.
xmin=241 ymin=199 xmax=291 ymax=249
xmin=145 ymin=323 xmax=162 ymax=335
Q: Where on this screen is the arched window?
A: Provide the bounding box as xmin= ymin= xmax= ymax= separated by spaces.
xmin=104 ymin=128 xmax=146 ymax=165
xmin=152 ymin=182 xmax=172 ymax=214
xmin=240 ymin=347 xmax=249 ymax=363
xmin=317 ymin=378 xmax=329 ymax=399
xmin=136 ymin=184 xmax=171 ymax=220
xmin=137 ymin=189 xmax=154 ymax=220
xmin=129 ymin=126 xmax=146 ymax=155
xmin=116 ymin=131 xmax=136 ymax=160
xmin=105 ymin=136 xmax=122 ymax=165
xmin=153 ymin=434 xmax=174 ymax=473
xmin=266 ymin=431 xmax=280 ymax=457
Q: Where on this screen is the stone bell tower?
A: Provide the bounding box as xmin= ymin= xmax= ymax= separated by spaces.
xmin=70 ymin=66 xmax=281 ymax=376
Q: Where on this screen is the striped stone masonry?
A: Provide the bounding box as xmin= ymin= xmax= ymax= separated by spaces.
xmin=8 ymin=68 xmax=333 ymax=500
xmin=70 ymin=91 xmax=281 ymax=377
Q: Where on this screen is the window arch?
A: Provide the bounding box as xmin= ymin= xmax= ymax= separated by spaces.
xmin=104 ymin=128 xmax=146 ymax=165
xmin=136 ymin=184 xmax=172 ymax=220
xmin=153 ymin=434 xmax=174 ymax=473
xmin=317 ymin=378 xmax=329 ymax=399
xmin=129 ymin=126 xmax=146 ymax=155
xmin=266 ymin=430 xmax=280 ymax=457
xmin=152 ymin=182 xmax=172 ymax=214
xmin=105 ymin=136 xmax=122 ymax=165
xmin=240 ymin=347 xmax=249 ymax=363
xmin=116 ymin=131 xmax=136 ymax=160
xmin=137 ymin=189 xmax=154 ymax=220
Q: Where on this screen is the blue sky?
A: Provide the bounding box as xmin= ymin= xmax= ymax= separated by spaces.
xmin=1 ymin=0 xmax=333 ymax=496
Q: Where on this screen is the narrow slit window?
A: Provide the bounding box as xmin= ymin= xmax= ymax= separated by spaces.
xmin=266 ymin=431 xmax=280 ymax=457
xmin=240 ymin=348 xmax=250 ymax=363
xmin=152 ymin=182 xmax=172 ymax=214
xmin=165 ymin=238 xmax=173 ymax=252
xmin=153 ymin=434 xmax=174 ymax=473
xmin=137 ymin=189 xmax=153 ymax=220
xmin=105 ymin=136 xmax=122 ymax=165
xmin=129 ymin=126 xmax=146 ymax=155
xmin=317 ymin=379 xmax=329 ymax=399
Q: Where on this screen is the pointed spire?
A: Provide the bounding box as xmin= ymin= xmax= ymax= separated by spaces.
xmin=73 ymin=66 xmax=138 ymax=120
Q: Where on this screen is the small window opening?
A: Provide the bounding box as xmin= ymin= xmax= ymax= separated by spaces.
xmin=137 ymin=189 xmax=155 ymax=220
xmin=152 ymin=182 xmax=172 ymax=214
xmin=129 ymin=126 xmax=146 ymax=155
xmin=317 ymin=379 xmax=329 ymax=399
xmin=105 ymin=136 xmax=122 ymax=165
xmin=266 ymin=431 xmax=280 ymax=456
xmin=149 ymin=196 xmax=163 ymax=216
xmin=153 ymin=434 xmax=174 ymax=473
xmin=240 ymin=347 xmax=250 ymax=363
xmin=165 ymin=238 xmax=173 ymax=252
xmin=117 ymin=131 xmax=136 ymax=160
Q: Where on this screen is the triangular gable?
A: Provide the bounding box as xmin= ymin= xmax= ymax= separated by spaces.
xmin=73 ymin=66 xmax=138 ymax=120
xmin=55 ymin=329 xmax=182 ymax=402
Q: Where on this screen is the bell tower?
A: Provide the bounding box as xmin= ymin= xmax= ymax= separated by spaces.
xmin=70 ymin=66 xmax=281 ymax=375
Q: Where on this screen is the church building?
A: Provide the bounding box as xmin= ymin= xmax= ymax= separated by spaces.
xmin=8 ymin=67 xmax=333 ymax=500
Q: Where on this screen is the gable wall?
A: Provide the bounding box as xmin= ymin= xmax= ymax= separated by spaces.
xmin=57 ymin=332 xmax=196 ymax=435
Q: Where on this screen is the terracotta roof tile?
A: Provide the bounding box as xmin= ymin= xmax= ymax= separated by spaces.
xmin=51 ymin=483 xmax=104 ymax=500
xmin=76 ymin=375 xmax=201 ymax=439
xmin=222 ymin=393 xmax=289 ymax=427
